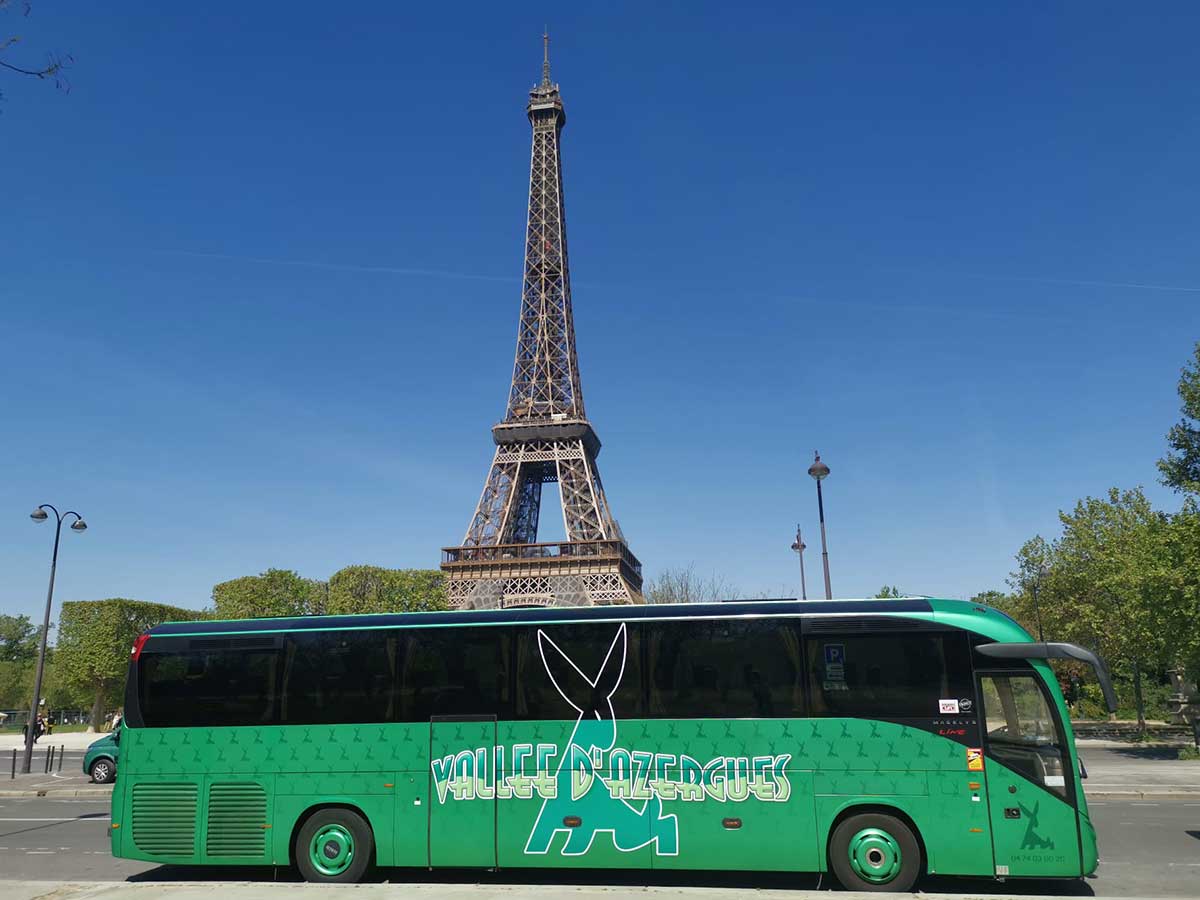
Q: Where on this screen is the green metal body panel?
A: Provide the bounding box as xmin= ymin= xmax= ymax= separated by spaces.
xmin=111 ymin=598 xmax=1094 ymax=880
xmin=111 ymin=716 xmax=1063 ymax=876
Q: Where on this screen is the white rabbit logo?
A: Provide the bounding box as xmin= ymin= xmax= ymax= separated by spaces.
xmin=524 ymin=623 xmax=679 ymax=856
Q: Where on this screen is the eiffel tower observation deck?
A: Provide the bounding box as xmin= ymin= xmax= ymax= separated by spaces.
xmin=441 ymin=36 xmax=644 ymax=609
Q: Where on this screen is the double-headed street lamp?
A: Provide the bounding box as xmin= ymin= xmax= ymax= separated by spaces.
xmin=23 ymin=504 xmax=87 ymax=774
xmin=807 ymin=451 xmax=833 ymax=600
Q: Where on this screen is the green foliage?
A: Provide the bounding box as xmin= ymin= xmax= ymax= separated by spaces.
xmin=325 ymin=566 xmax=447 ymax=614
xmin=1179 ymin=746 xmax=1200 ymax=760
xmin=1072 ymin=676 xmax=1174 ymax=722
xmin=1004 ymin=489 xmax=1192 ymax=673
xmin=873 ymin=585 xmax=903 ymax=598
xmin=0 ymin=659 xmax=33 ymax=708
xmin=1158 ymin=341 xmax=1200 ymax=494
xmin=0 ymin=613 xmax=39 ymax=662
xmin=211 ymin=569 xmax=327 ymax=619
xmin=55 ymin=599 xmax=202 ymax=723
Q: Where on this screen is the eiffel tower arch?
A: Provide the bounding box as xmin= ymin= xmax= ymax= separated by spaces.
xmin=441 ymin=36 xmax=643 ymax=610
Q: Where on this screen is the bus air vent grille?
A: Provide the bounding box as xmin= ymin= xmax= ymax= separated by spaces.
xmin=206 ymin=782 xmax=267 ymax=858
xmin=131 ymin=782 xmax=198 ymax=856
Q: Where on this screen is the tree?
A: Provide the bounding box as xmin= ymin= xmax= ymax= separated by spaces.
xmin=0 ymin=2 xmax=72 ymax=98
xmin=1158 ymin=341 xmax=1200 ymax=495
xmin=873 ymin=585 xmax=903 ymax=598
xmin=645 ymin=565 xmax=735 ymax=604
xmin=325 ymin=566 xmax=447 ymax=614
xmin=55 ymin=599 xmax=202 ymax=731
xmin=0 ymin=613 xmax=38 ymax=662
xmin=211 ymin=569 xmax=326 ymax=619
xmin=1005 ymin=489 xmax=1187 ymax=732
xmin=0 ymin=659 xmax=33 ymax=708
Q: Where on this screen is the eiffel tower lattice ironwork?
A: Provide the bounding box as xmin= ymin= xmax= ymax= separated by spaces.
xmin=441 ymin=35 xmax=643 ymax=609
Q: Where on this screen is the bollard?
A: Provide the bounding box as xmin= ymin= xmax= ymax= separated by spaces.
xmin=49 ymin=745 xmax=56 ymax=773
xmin=44 ymin=746 xmax=50 ymax=774
xmin=58 ymin=744 xmax=64 ymax=773
xmin=10 ymin=748 xmax=14 ymax=780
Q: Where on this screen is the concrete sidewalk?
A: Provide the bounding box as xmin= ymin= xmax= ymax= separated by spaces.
xmin=0 ymin=883 xmax=1181 ymax=900
xmin=1076 ymin=741 xmax=1200 ymax=799
xmin=0 ymin=731 xmax=111 ymax=751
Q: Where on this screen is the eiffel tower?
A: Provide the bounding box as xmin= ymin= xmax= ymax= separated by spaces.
xmin=440 ymin=36 xmax=643 ymax=609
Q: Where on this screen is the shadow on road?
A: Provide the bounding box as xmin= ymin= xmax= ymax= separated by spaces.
xmin=126 ymin=865 xmax=1095 ymax=895
xmin=1096 ymin=745 xmax=1186 ymax=761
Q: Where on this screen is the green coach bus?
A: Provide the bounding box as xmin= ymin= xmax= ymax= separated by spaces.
xmin=110 ymin=597 xmax=1115 ymax=891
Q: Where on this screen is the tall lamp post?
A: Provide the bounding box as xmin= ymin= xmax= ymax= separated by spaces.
xmin=807 ymin=451 xmax=832 ymax=600
xmin=790 ymin=524 xmax=808 ymax=600
xmin=1030 ymin=564 xmax=1046 ymax=643
xmin=23 ymin=504 xmax=87 ymax=774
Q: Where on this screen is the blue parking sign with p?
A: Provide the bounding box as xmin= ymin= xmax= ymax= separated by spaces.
xmin=824 ymin=643 xmax=844 ymax=665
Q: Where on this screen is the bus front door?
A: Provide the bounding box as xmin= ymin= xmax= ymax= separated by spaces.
xmin=429 ymin=715 xmax=497 ymax=868
xmin=977 ymin=672 xmax=1081 ymax=877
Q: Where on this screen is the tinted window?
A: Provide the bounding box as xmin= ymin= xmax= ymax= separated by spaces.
xmin=282 ymin=631 xmax=399 ymax=724
xmin=515 ymin=622 xmax=643 ymax=719
xmin=139 ymin=643 xmax=280 ymax=727
xmin=399 ymin=627 xmax=510 ymax=720
xmin=649 ymin=619 xmax=805 ymax=719
xmin=806 ymin=632 xmax=973 ymax=718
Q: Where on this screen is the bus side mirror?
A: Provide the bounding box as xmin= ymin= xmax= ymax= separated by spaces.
xmin=1078 ymin=758 xmax=1087 ymax=780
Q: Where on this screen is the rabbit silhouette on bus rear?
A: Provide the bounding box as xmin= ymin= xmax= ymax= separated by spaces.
xmin=524 ymin=623 xmax=678 ymax=857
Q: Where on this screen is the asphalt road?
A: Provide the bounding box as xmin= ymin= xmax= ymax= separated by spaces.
xmin=0 ymin=795 xmax=1196 ymax=896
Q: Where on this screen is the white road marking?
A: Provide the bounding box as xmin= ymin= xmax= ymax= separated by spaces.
xmin=1131 ymin=802 xmax=1160 ymax=807
xmin=25 ymin=850 xmax=55 ymax=854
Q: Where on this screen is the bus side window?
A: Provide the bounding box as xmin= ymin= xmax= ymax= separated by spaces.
xmin=282 ymin=631 xmax=399 ymax=725
xmin=514 ymin=622 xmax=644 ymax=720
xmin=400 ymin=627 xmax=512 ymax=721
xmin=139 ymin=643 xmax=281 ymax=727
xmin=804 ymin=633 xmax=972 ymax=720
xmin=648 ymin=619 xmax=805 ymax=719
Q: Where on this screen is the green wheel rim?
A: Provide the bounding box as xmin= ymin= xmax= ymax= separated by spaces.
xmin=848 ymin=826 xmax=903 ymax=884
xmin=308 ymin=823 xmax=355 ymax=877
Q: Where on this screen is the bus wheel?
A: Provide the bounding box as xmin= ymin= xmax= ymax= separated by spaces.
xmin=295 ymin=808 xmax=373 ymax=884
xmin=829 ymin=812 xmax=920 ymax=892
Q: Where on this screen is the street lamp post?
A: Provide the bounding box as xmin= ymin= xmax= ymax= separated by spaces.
xmin=23 ymin=504 xmax=87 ymax=775
xmin=790 ymin=524 xmax=808 ymax=600
xmin=807 ymin=451 xmax=832 ymax=600
xmin=1031 ymin=565 xmax=1046 ymax=643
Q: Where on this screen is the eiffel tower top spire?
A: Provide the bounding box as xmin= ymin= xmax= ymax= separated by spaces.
xmin=505 ymin=31 xmax=581 ymax=428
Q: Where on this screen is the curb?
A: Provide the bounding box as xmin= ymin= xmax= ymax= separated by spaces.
xmin=0 ymin=788 xmax=113 ymax=798
xmin=1086 ymin=790 xmax=1200 ymax=800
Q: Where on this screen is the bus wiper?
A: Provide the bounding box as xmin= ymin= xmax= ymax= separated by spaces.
xmin=976 ymin=641 xmax=1118 ymax=713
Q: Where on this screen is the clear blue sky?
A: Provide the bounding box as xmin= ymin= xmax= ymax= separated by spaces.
xmin=2 ymin=2 xmax=1198 ymax=620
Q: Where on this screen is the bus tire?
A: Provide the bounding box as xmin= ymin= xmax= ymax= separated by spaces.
xmin=828 ymin=811 xmax=921 ymax=892
xmin=295 ymin=807 xmax=373 ymax=884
